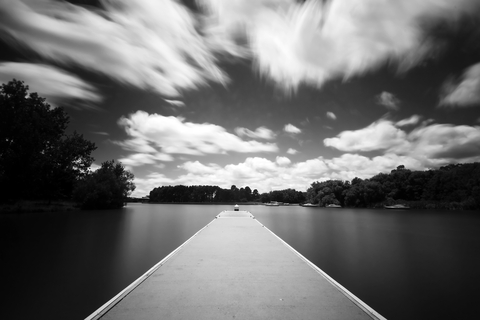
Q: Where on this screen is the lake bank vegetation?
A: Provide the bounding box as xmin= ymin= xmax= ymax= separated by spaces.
xmin=305 ymin=164 xmax=480 ymax=210
xmin=149 ymin=163 xmax=479 ymax=211
xmin=149 ymin=185 xmax=306 ymax=204
xmin=0 ymin=79 xmax=135 ymax=212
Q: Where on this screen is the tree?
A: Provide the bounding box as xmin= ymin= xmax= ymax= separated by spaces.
xmin=73 ymin=160 xmax=135 ymax=209
xmin=0 ymin=79 xmax=96 ymax=202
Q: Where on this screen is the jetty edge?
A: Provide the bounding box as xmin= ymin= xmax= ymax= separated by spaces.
xmin=86 ymin=210 xmax=386 ymax=320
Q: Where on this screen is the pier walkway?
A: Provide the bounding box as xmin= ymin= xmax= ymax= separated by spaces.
xmin=87 ymin=211 xmax=385 ymax=320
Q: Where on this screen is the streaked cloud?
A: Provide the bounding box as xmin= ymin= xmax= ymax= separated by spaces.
xmin=0 ymin=62 xmax=101 ymax=108
xmin=439 ymin=63 xmax=480 ymax=107
xmin=375 ymin=91 xmax=400 ymax=111
xmin=284 ymin=123 xmax=301 ymax=134
xmin=114 ymin=111 xmax=278 ymax=167
xmin=163 ymin=99 xmax=185 ymax=108
xmin=92 ymin=131 xmax=109 ymax=136
xmin=0 ymin=0 xmax=227 ymax=97
xmin=287 ymin=148 xmax=298 ymax=155
xmin=235 ymin=126 xmax=276 ymax=140
xmin=201 ymin=0 xmax=480 ymax=91
xmin=326 ymin=111 xmax=337 ymax=120
xmin=3 ymin=0 xmax=479 ymax=98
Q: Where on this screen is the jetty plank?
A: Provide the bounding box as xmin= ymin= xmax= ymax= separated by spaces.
xmin=88 ymin=211 xmax=385 ymax=320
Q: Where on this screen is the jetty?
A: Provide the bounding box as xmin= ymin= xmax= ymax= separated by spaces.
xmin=86 ymin=211 xmax=386 ymax=320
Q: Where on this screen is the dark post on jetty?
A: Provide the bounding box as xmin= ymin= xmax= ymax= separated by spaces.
xmin=86 ymin=210 xmax=386 ymax=320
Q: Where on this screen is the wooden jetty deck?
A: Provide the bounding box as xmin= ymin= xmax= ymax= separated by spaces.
xmin=86 ymin=211 xmax=386 ymax=320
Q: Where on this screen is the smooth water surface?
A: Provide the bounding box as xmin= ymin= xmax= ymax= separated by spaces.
xmin=1 ymin=204 xmax=227 ymax=320
xmin=249 ymin=206 xmax=480 ymax=320
xmin=2 ymin=204 xmax=480 ymax=320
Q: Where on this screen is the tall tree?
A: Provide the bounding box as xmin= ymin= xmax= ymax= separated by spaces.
xmin=0 ymin=79 xmax=96 ymax=202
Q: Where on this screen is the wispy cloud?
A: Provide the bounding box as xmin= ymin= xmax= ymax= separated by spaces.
xmin=439 ymin=63 xmax=480 ymax=107
xmin=0 ymin=0 xmax=227 ymax=97
xmin=235 ymin=126 xmax=276 ymax=140
xmin=284 ymin=123 xmax=301 ymax=134
xmin=326 ymin=111 xmax=337 ymax=120
xmin=91 ymin=131 xmax=109 ymax=136
xmin=287 ymin=148 xmax=298 ymax=155
xmin=201 ymin=0 xmax=480 ymax=91
xmin=163 ymin=99 xmax=186 ymax=108
xmin=114 ymin=111 xmax=278 ymax=167
xmin=375 ymin=91 xmax=400 ymax=111
xmin=3 ymin=0 xmax=479 ymax=99
xmin=0 ymin=62 xmax=101 ymax=108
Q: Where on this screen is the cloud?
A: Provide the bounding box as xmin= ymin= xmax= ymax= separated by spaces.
xmin=375 ymin=91 xmax=400 ymax=111
xmin=0 ymin=0 xmax=227 ymax=97
xmin=0 ymin=62 xmax=101 ymax=108
xmin=287 ymin=148 xmax=298 ymax=155
xmin=130 ymin=117 xmax=480 ymax=196
xmin=130 ymin=152 xmax=424 ymax=197
xmin=284 ymin=123 xmax=301 ymax=134
xmin=170 ymin=157 xmax=310 ymax=193
xmin=324 ymin=117 xmax=480 ymax=167
xmin=114 ymin=111 xmax=278 ymax=167
xmin=92 ymin=131 xmax=109 ymax=136
xmin=129 ymin=115 xmax=480 ymax=197
xmin=439 ymin=63 xmax=480 ymax=107
xmin=4 ymin=0 xmax=479 ymax=97
xmin=326 ymin=111 xmax=337 ymax=120
xmin=129 ymin=172 xmax=176 ymax=197
xmin=324 ymin=119 xmax=408 ymax=152
xmin=89 ymin=163 xmax=101 ymax=172
xmin=119 ymin=153 xmax=174 ymax=168
xmin=395 ymin=115 xmax=421 ymax=127
xmin=201 ymin=0 xmax=480 ymax=91
xmin=163 ymin=99 xmax=185 ymax=107
xmin=235 ymin=126 xmax=276 ymax=140
xmin=407 ymin=124 xmax=480 ymax=162
xmin=276 ymin=156 xmax=291 ymax=166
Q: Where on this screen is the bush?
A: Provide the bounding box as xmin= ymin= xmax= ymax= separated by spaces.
xmin=73 ymin=160 xmax=135 ymax=209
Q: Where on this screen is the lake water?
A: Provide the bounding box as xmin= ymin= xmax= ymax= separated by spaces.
xmin=2 ymin=204 xmax=479 ymax=320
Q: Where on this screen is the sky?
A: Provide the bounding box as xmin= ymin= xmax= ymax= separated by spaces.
xmin=1 ymin=0 xmax=480 ymax=197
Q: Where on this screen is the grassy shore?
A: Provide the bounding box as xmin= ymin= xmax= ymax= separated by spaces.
xmin=0 ymin=200 xmax=80 ymax=214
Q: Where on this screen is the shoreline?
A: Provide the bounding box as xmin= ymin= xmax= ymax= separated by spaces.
xmin=0 ymin=200 xmax=80 ymax=214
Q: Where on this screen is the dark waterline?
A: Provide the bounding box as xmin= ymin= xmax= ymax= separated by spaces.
xmin=2 ymin=204 xmax=480 ymax=320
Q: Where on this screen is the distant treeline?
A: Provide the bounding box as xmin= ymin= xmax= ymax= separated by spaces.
xmin=149 ymin=185 xmax=306 ymax=204
xmin=306 ymin=163 xmax=480 ymax=210
xmin=150 ymin=185 xmax=259 ymax=203
xmin=149 ymin=163 xmax=480 ymax=210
